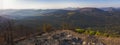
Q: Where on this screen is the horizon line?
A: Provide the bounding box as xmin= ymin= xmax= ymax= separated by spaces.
xmin=0 ymin=7 xmax=120 ymax=10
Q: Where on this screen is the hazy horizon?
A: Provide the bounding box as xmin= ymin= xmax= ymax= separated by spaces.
xmin=0 ymin=0 xmax=120 ymax=9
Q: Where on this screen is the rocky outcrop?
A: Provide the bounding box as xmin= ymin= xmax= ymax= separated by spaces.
xmin=16 ymin=30 xmax=105 ymax=45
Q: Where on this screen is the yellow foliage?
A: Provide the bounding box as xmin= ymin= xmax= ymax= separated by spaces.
xmin=67 ymin=12 xmax=75 ymax=15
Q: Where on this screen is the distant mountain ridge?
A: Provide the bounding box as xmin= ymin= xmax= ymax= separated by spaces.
xmin=0 ymin=7 xmax=120 ymax=45
xmin=0 ymin=7 xmax=120 ymax=43
xmin=0 ymin=7 xmax=119 ymax=16
xmin=3 ymin=7 xmax=118 ymax=28
xmin=100 ymin=7 xmax=120 ymax=12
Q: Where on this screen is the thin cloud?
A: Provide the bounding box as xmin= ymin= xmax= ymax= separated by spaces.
xmin=1 ymin=0 xmax=120 ymax=9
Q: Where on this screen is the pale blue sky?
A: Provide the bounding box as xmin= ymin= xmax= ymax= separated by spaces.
xmin=1 ymin=0 xmax=120 ymax=9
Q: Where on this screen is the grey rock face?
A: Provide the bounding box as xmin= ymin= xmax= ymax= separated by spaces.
xmin=34 ymin=32 xmax=83 ymax=45
xmin=16 ymin=30 xmax=105 ymax=45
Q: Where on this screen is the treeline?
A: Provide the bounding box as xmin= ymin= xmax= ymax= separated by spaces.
xmin=75 ymin=28 xmax=120 ymax=37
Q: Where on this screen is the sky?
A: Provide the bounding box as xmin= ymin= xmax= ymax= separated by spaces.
xmin=0 ymin=0 xmax=120 ymax=9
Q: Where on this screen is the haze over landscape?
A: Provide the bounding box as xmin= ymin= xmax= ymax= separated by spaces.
xmin=0 ymin=0 xmax=120 ymax=9
xmin=0 ymin=0 xmax=120 ymax=45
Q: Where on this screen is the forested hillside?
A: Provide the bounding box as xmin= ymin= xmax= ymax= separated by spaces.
xmin=0 ymin=7 xmax=120 ymax=45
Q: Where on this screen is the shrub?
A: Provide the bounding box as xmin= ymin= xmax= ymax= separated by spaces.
xmin=95 ymin=31 xmax=101 ymax=36
xmin=89 ymin=30 xmax=96 ymax=35
xmin=75 ymin=29 xmax=85 ymax=33
xmin=84 ymin=30 xmax=90 ymax=34
xmin=103 ymin=33 xmax=109 ymax=37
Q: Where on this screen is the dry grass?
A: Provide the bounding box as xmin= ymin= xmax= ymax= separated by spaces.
xmin=100 ymin=37 xmax=120 ymax=45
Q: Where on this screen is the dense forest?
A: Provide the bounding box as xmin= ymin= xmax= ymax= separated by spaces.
xmin=0 ymin=7 xmax=120 ymax=45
